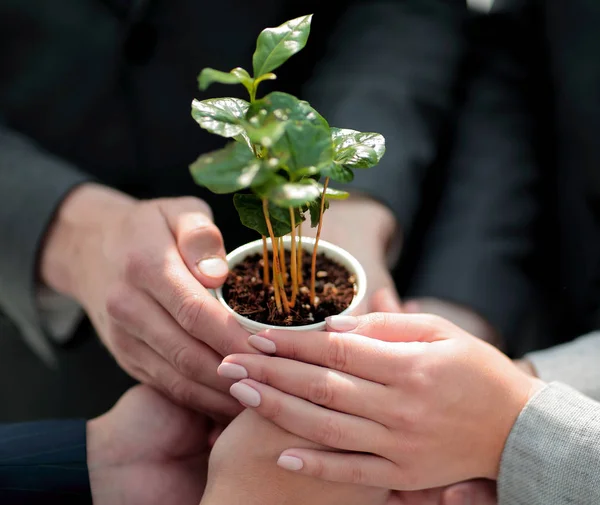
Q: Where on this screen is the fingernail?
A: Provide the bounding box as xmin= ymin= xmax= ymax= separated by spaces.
xmin=217 ymin=363 xmax=248 ymax=380
xmin=230 ymin=382 xmax=261 ymax=407
xmin=277 ymin=455 xmax=304 ymax=471
xmin=325 ymin=315 xmax=358 ymax=331
xmin=198 ymin=257 xmax=229 ymax=278
xmin=249 ymin=334 xmax=276 ymax=353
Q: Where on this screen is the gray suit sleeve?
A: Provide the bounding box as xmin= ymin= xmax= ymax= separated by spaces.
xmin=304 ymin=0 xmax=469 ymax=239
xmin=499 ymin=382 xmax=600 ymax=505
xmin=0 ymin=126 xmax=91 ymax=363
xmin=525 ymin=332 xmax=600 ymax=402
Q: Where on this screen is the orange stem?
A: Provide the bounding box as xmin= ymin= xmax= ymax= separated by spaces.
xmin=261 ymin=236 xmax=270 ymax=286
xmin=289 ymin=209 xmax=298 ymax=306
xmin=310 ymin=177 xmax=329 ymax=305
xmin=297 ymin=221 xmax=303 ymax=284
xmin=262 ymin=200 xmax=282 ymax=313
xmin=278 ymin=236 xmax=287 ymax=285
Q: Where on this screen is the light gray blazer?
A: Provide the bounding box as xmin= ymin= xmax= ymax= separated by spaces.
xmin=498 ymin=332 xmax=600 ymax=504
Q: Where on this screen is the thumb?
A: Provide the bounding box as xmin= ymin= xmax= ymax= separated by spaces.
xmin=369 ymin=286 xmax=403 ymax=313
xmin=158 ymin=197 xmax=229 ymax=289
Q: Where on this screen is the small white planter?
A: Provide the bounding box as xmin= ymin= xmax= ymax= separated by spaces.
xmin=215 ymin=236 xmax=367 ymax=333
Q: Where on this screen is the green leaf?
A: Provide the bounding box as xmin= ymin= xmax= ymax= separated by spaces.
xmin=191 ymin=98 xmax=249 ymax=138
xmin=331 ymin=128 xmax=386 ymax=169
xmin=189 ymin=142 xmax=272 ymax=194
xmin=254 ymin=72 xmax=277 ymax=86
xmin=242 ymin=115 xmax=287 ymax=148
xmin=324 ymin=187 xmax=350 ymax=199
xmin=246 ymin=92 xmax=333 ymax=175
xmin=198 ymin=68 xmax=243 ymax=91
xmin=307 ymin=197 xmax=329 ymax=228
xmin=233 ymin=193 xmax=303 ymax=237
xmin=321 ymin=163 xmax=354 ymax=182
xmin=268 ymin=180 xmax=321 ymax=207
xmin=252 ymin=14 xmax=313 ymax=76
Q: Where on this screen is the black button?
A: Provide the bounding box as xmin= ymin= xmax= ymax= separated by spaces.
xmin=124 ymin=22 xmax=158 ymax=65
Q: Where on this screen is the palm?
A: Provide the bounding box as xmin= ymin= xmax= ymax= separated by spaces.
xmin=89 ymin=386 xmax=210 ymax=505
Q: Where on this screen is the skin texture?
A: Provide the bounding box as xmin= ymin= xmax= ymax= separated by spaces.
xmin=220 ymin=313 xmax=544 ymax=490
xmin=87 ymin=385 xmax=210 ymax=505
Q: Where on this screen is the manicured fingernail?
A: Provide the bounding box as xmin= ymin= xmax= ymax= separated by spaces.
xmin=198 ymin=257 xmax=229 ymax=278
xmin=230 ymin=382 xmax=261 ymax=407
xmin=277 ymin=455 xmax=304 ymax=471
xmin=217 ymin=363 xmax=248 ymax=380
xmin=325 ymin=315 xmax=358 ymax=331
xmin=249 ymin=334 xmax=276 ymax=353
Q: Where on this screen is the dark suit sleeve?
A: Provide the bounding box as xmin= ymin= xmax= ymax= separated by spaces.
xmin=0 ymin=419 xmax=92 ymax=504
xmin=0 ymin=125 xmax=92 ymax=364
xmin=304 ymin=0 xmax=469 ymax=239
xmin=406 ymin=3 xmax=541 ymax=344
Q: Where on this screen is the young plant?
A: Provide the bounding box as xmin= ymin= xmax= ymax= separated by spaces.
xmin=189 ymin=14 xmax=385 ymax=318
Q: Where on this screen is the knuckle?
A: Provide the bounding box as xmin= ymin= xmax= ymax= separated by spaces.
xmin=349 ymin=464 xmax=365 ymax=485
xmin=175 ymin=294 xmax=207 ymax=336
xmin=123 ymin=248 xmax=152 ymax=284
xmin=105 ymin=285 xmax=135 ymax=323
xmin=313 ymin=415 xmax=343 ymax=447
xmin=181 ymin=222 xmax=223 ymax=251
xmin=307 ymin=377 xmax=335 ymax=407
xmin=261 ymin=397 xmax=284 ymax=422
xmin=167 ymin=378 xmax=194 ymax=406
xmin=324 ymin=334 xmax=350 ymax=371
xmin=171 ymin=345 xmax=197 ymax=377
xmin=310 ymin=457 xmax=326 ymax=479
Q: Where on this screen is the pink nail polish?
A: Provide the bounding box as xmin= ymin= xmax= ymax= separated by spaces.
xmin=230 ymin=382 xmax=261 ymax=407
xmin=325 ymin=315 xmax=358 ymax=331
xmin=217 ymin=363 xmax=248 ymax=380
xmin=277 ymin=455 xmax=304 ymax=471
xmin=248 ymin=334 xmax=276 ymax=353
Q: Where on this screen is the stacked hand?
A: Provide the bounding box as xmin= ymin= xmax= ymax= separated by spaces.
xmin=218 ymin=313 xmax=543 ymax=491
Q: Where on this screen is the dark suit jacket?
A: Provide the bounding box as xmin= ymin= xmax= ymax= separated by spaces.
xmin=0 ymin=420 xmax=91 ymax=504
xmin=0 ymin=0 xmax=469 ymax=419
xmin=404 ymin=0 xmax=600 ymax=356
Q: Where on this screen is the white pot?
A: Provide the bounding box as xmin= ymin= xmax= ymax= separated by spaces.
xmin=215 ymin=236 xmax=367 ymax=333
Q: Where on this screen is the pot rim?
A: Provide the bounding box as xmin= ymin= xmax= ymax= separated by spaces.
xmin=214 ymin=236 xmax=367 ymax=332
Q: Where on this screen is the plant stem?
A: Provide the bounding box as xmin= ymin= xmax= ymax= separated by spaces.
xmin=278 ymin=236 xmax=287 ymax=285
xmin=310 ymin=177 xmax=329 ymax=305
xmin=275 ymin=238 xmax=291 ymax=314
xmin=289 ymin=209 xmax=298 ymax=306
xmin=261 ymin=236 xmax=270 ymax=286
xmin=262 ymin=199 xmax=282 ymax=313
xmin=297 ymin=220 xmax=303 ymax=285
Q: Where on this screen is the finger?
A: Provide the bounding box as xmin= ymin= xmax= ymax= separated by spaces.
xmin=125 ymin=221 xmax=255 ymax=357
xmin=248 ymin=330 xmax=418 ymax=384
xmin=441 ymin=481 xmax=497 ymax=505
xmin=325 ymin=313 xmax=451 ymax=343
xmin=369 ymin=286 xmax=403 ymax=313
xmin=219 ymin=354 xmax=390 ymax=422
xmin=228 ymin=379 xmax=389 ymax=453
xmin=107 ymin=286 xmax=236 ymax=393
xmin=275 ymin=449 xmax=403 ymax=489
xmin=158 ymin=197 xmax=228 ymax=288
xmin=120 ymin=336 xmax=243 ymax=421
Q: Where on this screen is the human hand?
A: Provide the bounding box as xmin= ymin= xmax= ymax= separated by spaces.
xmin=87 ymin=385 xmax=210 ymax=505
xmin=41 ymin=183 xmax=257 ymax=421
xmin=302 ymin=195 xmax=402 ymax=312
xmin=218 ymin=313 xmax=544 ymax=490
xmin=201 ymin=408 xmax=390 ymax=505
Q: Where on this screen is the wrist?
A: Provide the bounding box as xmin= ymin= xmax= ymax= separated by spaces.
xmin=40 ymin=183 xmax=135 ymax=298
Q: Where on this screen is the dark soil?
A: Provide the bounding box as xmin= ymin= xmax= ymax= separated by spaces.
xmin=222 ymin=250 xmax=356 ymax=326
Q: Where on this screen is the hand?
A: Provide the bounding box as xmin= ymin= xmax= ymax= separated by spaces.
xmin=303 ymin=195 xmax=402 ymax=312
xmin=218 ymin=313 xmax=544 ymax=490
xmin=400 ymin=298 xmax=502 ymax=348
xmin=41 ymin=183 xmax=257 ymax=421
xmin=87 ymin=385 xmax=210 ymax=505
xmin=201 ymin=408 xmax=390 ymax=505
xmin=439 ymin=480 xmax=497 ymax=505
